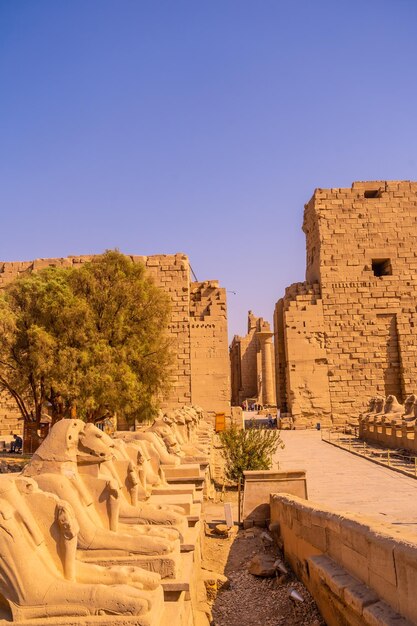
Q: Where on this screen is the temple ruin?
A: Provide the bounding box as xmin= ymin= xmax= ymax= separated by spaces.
xmin=274 ymin=180 xmax=417 ymax=425
xmin=229 ymin=311 xmax=276 ymax=408
xmin=0 ymin=254 xmax=230 ymax=436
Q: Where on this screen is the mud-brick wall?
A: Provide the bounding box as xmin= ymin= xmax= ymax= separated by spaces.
xmin=0 ymin=397 xmax=22 ymax=437
xmin=190 ymin=281 xmax=230 ymax=414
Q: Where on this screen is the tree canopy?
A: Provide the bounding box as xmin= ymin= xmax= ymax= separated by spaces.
xmin=0 ymin=251 xmax=172 ymax=425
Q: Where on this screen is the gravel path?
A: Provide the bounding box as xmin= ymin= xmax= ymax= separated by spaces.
xmin=203 ymin=512 xmax=325 ymax=626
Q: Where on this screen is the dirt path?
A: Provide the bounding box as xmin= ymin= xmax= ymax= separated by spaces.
xmin=202 ymin=499 xmax=325 ymax=626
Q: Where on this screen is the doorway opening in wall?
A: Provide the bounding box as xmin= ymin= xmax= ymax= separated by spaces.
xmin=372 ymin=259 xmax=392 ymax=277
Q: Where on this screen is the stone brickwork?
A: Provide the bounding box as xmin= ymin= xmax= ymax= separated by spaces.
xmin=0 ymin=253 xmax=230 ymax=435
xmin=230 ymin=311 xmax=276 ymax=407
xmin=274 ymin=180 xmax=417 ymax=425
xmin=359 ymin=418 xmax=417 ymax=453
xmin=270 ymin=493 xmax=417 ymax=626
xmin=274 ymin=282 xmax=331 ymax=424
xmin=0 ymin=397 xmax=22 ymax=438
xmin=189 ymin=281 xmax=230 ymax=414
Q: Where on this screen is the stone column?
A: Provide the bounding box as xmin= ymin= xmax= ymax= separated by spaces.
xmin=257 ymin=331 xmax=276 ymax=406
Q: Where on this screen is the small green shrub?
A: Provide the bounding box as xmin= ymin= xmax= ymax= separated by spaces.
xmin=218 ymin=423 xmax=284 ymax=483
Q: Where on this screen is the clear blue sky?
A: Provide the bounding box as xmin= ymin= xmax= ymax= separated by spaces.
xmin=1 ymin=1 xmax=416 ymax=339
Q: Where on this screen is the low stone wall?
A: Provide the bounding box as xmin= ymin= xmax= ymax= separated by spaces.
xmin=360 ymin=420 xmax=417 ymax=453
xmin=242 ymin=470 xmax=307 ymax=525
xmin=270 ymin=493 xmax=417 ymax=626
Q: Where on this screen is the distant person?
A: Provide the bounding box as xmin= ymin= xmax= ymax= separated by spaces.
xmin=267 ymin=413 xmax=274 ymax=428
xmin=9 ymin=434 xmax=22 ymax=453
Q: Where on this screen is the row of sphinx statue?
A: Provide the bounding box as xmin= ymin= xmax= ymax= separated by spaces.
xmin=0 ymin=405 xmax=211 ymax=625
xmin=357 ymin=394 xmax=417 ymax=429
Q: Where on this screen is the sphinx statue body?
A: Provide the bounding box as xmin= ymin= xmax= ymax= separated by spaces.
xmin=364 ymin=395 xmax=385 ymax=424
xmin=119 ymin=429 xmax=181 ymax=466
xmin=0 ymin=475 xmax=163 ymax=624
xmin=87 ymin=429 xmax=188 ymax=536
xmin=401 ymin=395 xmax=417 ymax=422
xmin=158 ymin=414 xmax=208 ymax=462
xmin=359 ymin=397 xmax=377 ymax=422
xmin=23 ymin=419 xmax=181 ymax=578
xmin=375 ymin=395 xmax=404 ymax=425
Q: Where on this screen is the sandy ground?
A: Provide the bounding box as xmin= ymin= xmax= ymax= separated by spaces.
xmin=202 ymin=496 xmax=325 ymax=626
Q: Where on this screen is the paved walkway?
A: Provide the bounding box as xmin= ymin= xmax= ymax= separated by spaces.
xmin=275 ymin=430 xmax=417 ymax=531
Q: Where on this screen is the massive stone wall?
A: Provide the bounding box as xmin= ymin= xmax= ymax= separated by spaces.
xmin=230 ymin=312 xmax=258 ymax=405
xmin=230 ymin=311 xmax=276 ymax=407
xmin=189 ymin=281 xmax=230 ymax=414
xmin=0 ymin=253 xmax=230 ymax=435
xmin=274 ymin=282 xmax=331 ymax=423
xmin=274 ymin=180 xmax=417 ymax=425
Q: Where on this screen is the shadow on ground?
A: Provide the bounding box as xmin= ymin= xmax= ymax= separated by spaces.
xmin=202 ymin=498 xmax=325 ymax=626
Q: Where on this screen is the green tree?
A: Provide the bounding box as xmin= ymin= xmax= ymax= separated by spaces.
xmin=0 ymin=251 xmax=172 ymax=426
xmin=69 ymin=250 xmax=172 ymax=423
xmin=0 ymin=267 xmax=88 ymax=424
xmin=218 ymin=423 xmax=284 ymax=483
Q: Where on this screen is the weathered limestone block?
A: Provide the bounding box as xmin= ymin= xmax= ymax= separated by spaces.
xmin=271 ymin=493 xmax=417 ymax=626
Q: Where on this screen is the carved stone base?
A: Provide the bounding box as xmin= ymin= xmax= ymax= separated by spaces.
xmin=77 ymin=550 xmax=182 ymax=580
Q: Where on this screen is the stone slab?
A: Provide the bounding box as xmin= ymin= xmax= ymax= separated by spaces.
xmin=242 ymin=469 xmax=307 ymax=523
xmin=162 ymin=464 xmax=203 ymax=479
xmin=77 ymin=550 xmax=180 ymax=580
xmin=363 ymin=601 xmax=414 ymax=626
xmin=0 ymin=615 xmax=160 ymax=626
xmin=161 ymin=552 xmax=194 ymax=593
xmin=147 ymin=493 xmax=194 ymax=515
xmin=151 ymin=484 xmax=197 ymax=499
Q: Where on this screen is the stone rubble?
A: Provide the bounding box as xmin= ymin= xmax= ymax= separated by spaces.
xmin=208 ymin=525 xmax=325 ymax=626
xmin=213 ymin=568 xmax=324 ymax=626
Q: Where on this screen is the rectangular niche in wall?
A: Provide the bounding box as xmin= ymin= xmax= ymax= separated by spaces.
xmin=372 ymin=258 xmax=392 ymax=277
xmin=374 ymin=313 xmax=403 ymax=402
